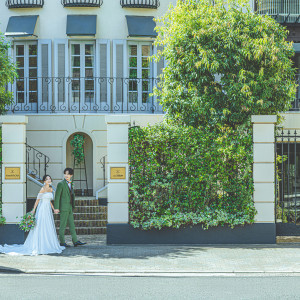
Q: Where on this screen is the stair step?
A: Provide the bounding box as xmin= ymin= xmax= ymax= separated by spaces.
xmin=57 ymin=227 xmax=106 ymax=235
xmin=54 ymin=214 xmax=107 ymax=222
xmin=53 ymin=207 xmax=107 ymax=214
xmin=54 ymin=213 xmax=107 ymax=221
xmin=73 ymin=206 xmax=107 ymax=213
xmin=75 ymin=197 xmax=96 ymax=201
xmin=55 ymin=220 xmax=107 ymax=227
xmin=276 ymin=236 xmax=300 ymax=243
xmin=76 ymin=199 xmax=99 ymax=206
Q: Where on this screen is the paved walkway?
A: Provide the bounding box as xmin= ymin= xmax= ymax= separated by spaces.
xmin=1 ymin=235 xmax=300 ymax=274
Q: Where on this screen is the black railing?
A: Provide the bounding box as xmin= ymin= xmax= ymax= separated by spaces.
xmin=120 ymin=0 xmax=160 ymax=9
xmin=6 ymin=76 xmax=163 ymax=114
xmin=61 ymin=0 xmax=102 ymax=7
xmin=26 ymin=143 xmax=50 ymax=181
xmin=289 ymin=74 xmax=300 ymax=111
xmin=255 ymin=0 xmax=300 ymax=23
xmin=100 ymin=155 xmax=107 ymax=187
xmin=276 ymin=129 xmax=300 ymax=235
xmin=6 ymin=0 xmax=44 ymax=8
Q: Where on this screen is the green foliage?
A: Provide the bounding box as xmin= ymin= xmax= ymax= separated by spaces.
xmin=0 ymin=31 xmax=17 ymax=114
xmin=153 ymin=0 xmax=297 ymax=128
xmin=129 ymin=0 xmax=296 ymax=230
xmin=0 ymin=207 xmax=5 ymax=226
xmin=129 ymin=122 xmax=256 ymax=230
xmin=70 ymin=134 xmax=85 ymax=166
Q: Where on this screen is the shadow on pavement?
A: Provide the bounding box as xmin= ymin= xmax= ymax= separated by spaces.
xmin=43 ymin=234 xmax=300 ymax=260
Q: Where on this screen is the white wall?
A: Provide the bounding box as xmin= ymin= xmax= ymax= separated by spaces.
xmin=26 ymin=113 xmax=164 ymax=197
xmin=0 ymin=0 xmax=177 ymax=40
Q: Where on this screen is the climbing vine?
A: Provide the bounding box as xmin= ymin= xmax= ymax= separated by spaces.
xmin=70 ymin=134 xmax=85 ymax=166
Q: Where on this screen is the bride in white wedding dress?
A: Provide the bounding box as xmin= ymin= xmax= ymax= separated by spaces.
xmin=0 ymin=175 xmax=65 ymax=256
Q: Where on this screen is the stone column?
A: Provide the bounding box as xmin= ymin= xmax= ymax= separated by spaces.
xmin=0 ymin=116 xmax=28 ymax=244
xmin=106 ymin=115 xmax=130 ymax=226
xmin=252 ymin=115 xmax=277 ymax=226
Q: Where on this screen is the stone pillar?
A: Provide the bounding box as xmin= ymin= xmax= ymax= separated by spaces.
xmin=252 ymin=115 xmax=277 ymax=225
xmin=0 ymin=116 xmax=28 ymax=244
xmin=106 ymin=115 xmax=130 ymax=226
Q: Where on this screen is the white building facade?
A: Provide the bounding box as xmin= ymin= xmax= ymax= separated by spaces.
xmin=0 ymin=0 xmax=176 ymax=199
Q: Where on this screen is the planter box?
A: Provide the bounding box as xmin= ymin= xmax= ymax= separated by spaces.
xmin=0 ymin=225 xmax=26 ymax=245
xmin=107 ymin=223 xmax=276 ymax=244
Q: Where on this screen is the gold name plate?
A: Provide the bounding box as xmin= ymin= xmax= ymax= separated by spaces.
xmin=5 ymin=167 xmax=21 ymax=180
xmin=110 ymin=167 xmax=126 ymax=179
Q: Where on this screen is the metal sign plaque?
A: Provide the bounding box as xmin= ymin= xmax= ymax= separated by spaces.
xmin=110 ymin=167 xmax=126 ymax=179
xmin=5 ymin=167 xmax=21 ymax=180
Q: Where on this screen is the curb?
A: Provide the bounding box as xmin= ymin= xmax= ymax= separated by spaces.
xmin=2 ymin=269 xmax=300 ymax=277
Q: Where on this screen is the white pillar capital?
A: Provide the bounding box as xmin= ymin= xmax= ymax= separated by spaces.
xmin=251 ymin=115 xmax=277 ymax=124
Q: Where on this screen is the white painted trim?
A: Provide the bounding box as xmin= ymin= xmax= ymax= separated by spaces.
xmin=13 ymin=41 xmax=38 ymax=111
xmin=61 ymin=128 xmax=97 ymax=196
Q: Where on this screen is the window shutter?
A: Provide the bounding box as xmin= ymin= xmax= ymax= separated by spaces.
xmin=153 ymin=45 xmax=165 ymax=113
xmin=96 ymin=39 xmax=111 ymax=110
xmin=38 ymin=40 xmax=52 ymax=108
xmin=7 ymin=44 xmax=14 ymax=108
xmin=54 ymin=39 xmax=68 ymax=111
xmin=113 ymin=40 xmax=127 ymax=112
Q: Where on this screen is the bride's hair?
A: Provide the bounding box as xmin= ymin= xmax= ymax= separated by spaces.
xmin=43 ymin=174 xmax=52 ymax=182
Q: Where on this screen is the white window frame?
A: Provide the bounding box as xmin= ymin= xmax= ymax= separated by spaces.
xmin=69 ymin=40 xmax=96 ymax=111
xmin=127 ymin=41 xmax=154 ymax=111
xmin=13 ymin=41 xmax=38 ymax=110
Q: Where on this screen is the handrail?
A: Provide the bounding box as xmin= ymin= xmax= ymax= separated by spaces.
xmin=6 ymin=76 xmax=163 ymax=114
xmin=120 ymin=0 xmax=160 ymax=8
xmin=256 ymin=0 xmax=300 ymax=23
xmin=6 ymin=0 xmax=44 ymax=8
xmin=26 ymin=142 xmax=50 ymax=183
xmin=27 ymin=172 xmax=56 ymax=192
xmin=96 ymin=185 xmax=107 ymax=199
xmin=61 ymin=0 xmax=102 ymax=7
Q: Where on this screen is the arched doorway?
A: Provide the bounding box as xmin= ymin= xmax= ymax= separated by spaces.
xmin=66 ymin=132 xmax=93 ymax=196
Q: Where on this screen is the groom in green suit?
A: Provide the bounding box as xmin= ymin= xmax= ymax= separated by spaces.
xmin=54 ymin=168 xmax=86 ymax=247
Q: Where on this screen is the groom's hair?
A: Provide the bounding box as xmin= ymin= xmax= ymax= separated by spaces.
xmin=64 ymin=168 xmax=74 ymax=175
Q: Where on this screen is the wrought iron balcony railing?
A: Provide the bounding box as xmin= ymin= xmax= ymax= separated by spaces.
xmin=61 ymin=0 xmax=102 ymax=7
xmin=256 ymin=0 xmax=300 ymax=23
xmin=6 ymin=0 xmax=44 ymax=8
xmin=5 ymin=76 xmax=163 ymax=114
xmin=120 ymin=0 xmax=160 ymax=9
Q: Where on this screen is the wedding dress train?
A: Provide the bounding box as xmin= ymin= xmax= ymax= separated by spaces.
xmin=0 ymin=192 xmax=65 ymax=256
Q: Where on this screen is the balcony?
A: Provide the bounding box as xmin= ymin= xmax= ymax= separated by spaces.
xmin=256 ymin=0 xmax=300 ymax=23
xmin=5 ymin=77 xmax=163 ymax=114
xmin=5 ymin=0 xmax=44 ymax=8
xmin=61 ymin=0 xmax=102 ymax=7
xmin=120 ymin=0 xmax=160 ymax=9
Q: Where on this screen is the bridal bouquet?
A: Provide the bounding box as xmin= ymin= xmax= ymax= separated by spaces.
xmin=18 ymin=212 xmax=36 ymax=232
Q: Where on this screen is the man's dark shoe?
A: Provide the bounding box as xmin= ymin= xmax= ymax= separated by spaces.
xmin=60 ymin=242 xmax=70 ymax=247
xmin=73 ymin=240 xmax=87 ymax=247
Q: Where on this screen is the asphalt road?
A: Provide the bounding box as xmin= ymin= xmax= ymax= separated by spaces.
xmin=0 ymin=274 xmax=300 ymax=300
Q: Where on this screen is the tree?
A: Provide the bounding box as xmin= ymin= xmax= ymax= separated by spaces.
xmin=0 ymin=31 xmax=17 ymax=115
xmin=154 ymin=0 xmax=297 ymax=128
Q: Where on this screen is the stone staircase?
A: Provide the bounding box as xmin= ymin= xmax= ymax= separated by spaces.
xmin=54 ymin=196 xmax=107 ymax=235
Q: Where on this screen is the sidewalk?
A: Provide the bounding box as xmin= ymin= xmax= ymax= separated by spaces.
xmin=1 ymin=235 xmax=300 ymax=274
